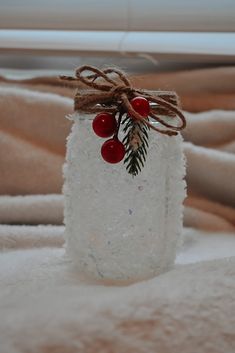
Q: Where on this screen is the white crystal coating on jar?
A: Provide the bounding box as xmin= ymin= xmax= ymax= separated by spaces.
xmin=64 ymin=113 xmax=186 ymax=283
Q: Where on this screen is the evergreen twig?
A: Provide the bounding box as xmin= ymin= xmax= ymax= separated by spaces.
xmin=122 ymin=115 xmax=150 ymax=177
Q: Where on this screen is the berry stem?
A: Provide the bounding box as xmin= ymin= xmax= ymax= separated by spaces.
xmin=113 ymin=110 xmax=124 ymax=139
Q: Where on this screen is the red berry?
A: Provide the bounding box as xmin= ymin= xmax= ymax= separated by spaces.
xmin=101 ymin=138 xmax=125 ymax=164
xmin=130 ymin=96 xmax=150 ymax=118
xmin=92 ymin=113 xmax=117 ymax=138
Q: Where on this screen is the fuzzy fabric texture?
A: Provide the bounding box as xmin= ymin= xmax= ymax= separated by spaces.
xmin=0 ymin=245 xmax=234 ymax=353
xmin=1 ymin=67 xmax=235 ymax=232
xmin=0 ymin=194 xmax=63 ymax=225
xmin=0 ymin=224 xmax=64 ymax=250
xmin=0 ymin=67 xmax=235 ymax=352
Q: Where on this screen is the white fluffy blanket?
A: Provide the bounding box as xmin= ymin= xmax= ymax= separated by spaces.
xmin=0 ymin=67 xmax=235 ymax=352
xmin=0 ymin=235 xmax=235 ymax=353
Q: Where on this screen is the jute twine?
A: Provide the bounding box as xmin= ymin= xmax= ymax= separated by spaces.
xmin=60 ymin=65 xmax=186 ymax=136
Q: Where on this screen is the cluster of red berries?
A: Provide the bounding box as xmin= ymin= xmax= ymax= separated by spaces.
xmin=92 ymin=97 xmax=150 ymax=164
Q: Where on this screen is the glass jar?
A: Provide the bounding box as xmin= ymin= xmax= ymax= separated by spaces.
xmin=64 ymin=113 xmax=186 ymax=284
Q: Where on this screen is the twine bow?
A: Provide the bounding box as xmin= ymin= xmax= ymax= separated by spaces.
xmin=60 ymin=65 xmax=186 ymax=136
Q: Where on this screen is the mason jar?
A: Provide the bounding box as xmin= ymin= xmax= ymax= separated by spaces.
xmin=64 ymin=112 xmax=186 ymax=284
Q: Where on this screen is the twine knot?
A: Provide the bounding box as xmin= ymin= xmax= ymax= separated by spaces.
xmin=109 ymin=85 xmax=134 ymax=99
xmin=60 ymin=65 xmax=186 ymax=136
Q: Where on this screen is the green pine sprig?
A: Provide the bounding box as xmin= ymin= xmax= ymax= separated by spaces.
xmin=122 ymin=115 xmax=150 ymax=177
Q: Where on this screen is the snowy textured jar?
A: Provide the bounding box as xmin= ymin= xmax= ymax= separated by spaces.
xmin=64 ymin=113 xmax=186 ymax=284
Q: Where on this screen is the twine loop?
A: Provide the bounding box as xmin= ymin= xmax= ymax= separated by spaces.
xmin=60 ymin=65 xmax=186 ymax=136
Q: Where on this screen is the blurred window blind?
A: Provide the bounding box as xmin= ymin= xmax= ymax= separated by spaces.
xmin=0 ymin=0 xmax=234 ymax=31
xmin=0 ymin=0 xmax=234 ymax=58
